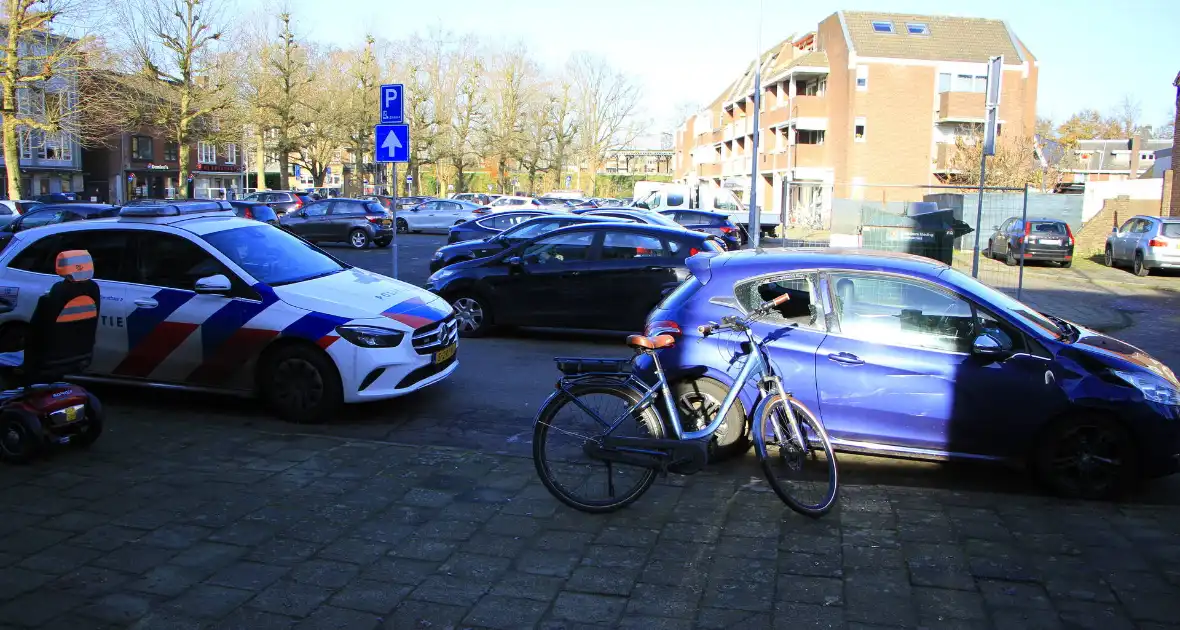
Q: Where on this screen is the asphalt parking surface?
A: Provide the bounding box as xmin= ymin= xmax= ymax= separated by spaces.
xmin=79 ymin=228 xmax=1180 ymax=504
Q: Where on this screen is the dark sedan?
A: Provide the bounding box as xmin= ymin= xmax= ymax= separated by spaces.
xmin=32 ymin=192 xmax=80 ymax=203
xmin=446 ymin=210 xmax=555 ymax=244
xmin=241 ymin=190 xmax=312 ymax=214
xmin=425 ymin=223 xmax=725 ymax=336
xmin=279 ymin=198 xmax=393 ymax=248
xmin=228 ymin=200 xmax=280 ymax=225
xmin=0 ymin=203 xmax=121 ymax=249
xmin=986 ymin=217 xmax=1075 ymax=267
xmin=432 ymin=214 xmax=617 ymax=272
xmin=661 ymin=209 xmax=745 ymax=250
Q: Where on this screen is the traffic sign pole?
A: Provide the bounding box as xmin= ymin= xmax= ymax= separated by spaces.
xmin=391 ymin=162 xmax=398 ymax=280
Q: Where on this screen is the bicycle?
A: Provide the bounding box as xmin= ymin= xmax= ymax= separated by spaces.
xmin=531 ymin=293 xmax=839 ymax=518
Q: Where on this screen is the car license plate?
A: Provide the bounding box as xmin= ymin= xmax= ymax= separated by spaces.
xmin=381 ymin=219 xmax=392 ymax=227
xmin=433 ymin=344 xmax=456 ymax=365
xmin=1039 ymin=239 xmax=1061 ymax=245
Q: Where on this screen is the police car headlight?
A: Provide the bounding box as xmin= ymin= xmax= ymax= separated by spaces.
xmin=335 ymin=325 xmax=405 ymax=348
xmin=1112 ymin=370 xmax=1180 ymax=405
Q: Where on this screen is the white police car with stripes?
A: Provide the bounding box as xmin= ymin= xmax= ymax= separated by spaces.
xmin=0 ymin=201 xmax=458 ymax=422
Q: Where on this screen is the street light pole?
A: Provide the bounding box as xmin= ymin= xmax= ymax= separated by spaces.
xmin=747 ymin=0 xmax=764 ymax=248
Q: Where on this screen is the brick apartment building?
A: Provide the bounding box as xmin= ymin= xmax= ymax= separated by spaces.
xmin=1171 ymin=71 xmax=1179 ymax=216
xmin=83 ymin=128 xmax=244 ymax=204
xmin=673 ymin=10 xmax=1037 ymax=218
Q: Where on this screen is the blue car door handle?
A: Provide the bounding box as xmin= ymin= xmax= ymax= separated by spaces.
xmin=827 ymin=352 xmax=864 ymax=366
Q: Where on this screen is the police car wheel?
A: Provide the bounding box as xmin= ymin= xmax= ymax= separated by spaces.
xmin=349 ymin=229 xmax=371 ymax=249
xmin=261 ymin=345 xmax=343 ymax=424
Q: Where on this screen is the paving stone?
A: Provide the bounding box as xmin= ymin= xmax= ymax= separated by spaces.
xmin=551 ymin=591 xmax=627 ymax=624
xmin=490 ymin=571 xmax=566 ymax=602
xmin=595 ymin=527 xmax=660 ymax=548
xmin=49 ymin=565 xmax=133 ymax=599
xmin=245 ymin=537 xmax=321 ymax=566
xmin=247 ymin=580 xmax=332 ymax=618
xmin=169 ymin=542 xmax=248 ymax=571
xmin=126 ymin=610 xmax=204 ymax=630
xmin=773 ymin=601 xmax=846 ymax=629
xmin=460 ymin=532 xmax=529 ymax=558
xmin=1117 ymin=590 xmax=1180 ymax=624
xmin=567 ymin=565 xmax=641 ymax=596
xmin=1044 ymin=576 xmax=1117 ymax=603
xmin=360 ymin=556 xmax=439 ymax=585
xmin=978 ymin=579 xmax=1054 ymax=610
xmin=208 ymin=521 xmax=279 ymax=547
xmin=126 ymin=564 xmax=215 ymax=597
xmin=516 ymin=549 xmax=582 ymax=577
xmin=386 ymin=536 xmax=458 ymax=562
xmin=582 ymin=544 xmax=649 ymax=570
xmin=408 ymin=574 xmax=490 ymax=607
xmin=696 ymin=606 xmax=772 ymax=629
xmin=626 ymin=582 xmax=701 ymax=619
xmin=777 ymin=575 xmax=843 ymax=606
xmin=290 ymin=559 xmax=360 ymax=589
xmin=463 ymin=595 xmax=549 ymax=629
xmin=701 ymin=575 xmax=774 ymax=613
xmin=206 ymin=561 xmax=290 ymax=591
xmin=316 ymin=538 xmax=389 ymax=565
xmin=39 ymin=511 xmax=110 ymax=534
xmin=0 ymin=589 xmax=83 ymax=627
xmin=17 ymin=544 xmax=102 ymax=574
xmin=329 ymin=579 xmax=411 ymax=615
xmin=913 ymin=586 xmax=987 ymax=620
xmin=92 ymin=543 xmax=178 ymax=574
xmin=399 ymin=487 xmax=456 ymax=508
xmin=140 ymin=524 xmax=213 ymax=550
xmin=439 ymin=553 xmax=511 ymax=581
xmin=845 ymin=591 xmax=916 ymax=628
xmin=990 ymin=608 xmax=1065 ymax=630
xmin=209 ymin=606 xmax=297 ymax=630
xmin=779 ymin=551 xmax=844 ymax=578
xmin=294 ymin=605 xmax=380 ymax=630
xmin=0 ymin=527 xmax=73 ymax=555
xmin=0 ymin=566 xmax=52 ymax=599
xmin=1053 ymin=600 xmax=1136 ymax=630
xmin=384 ymin=600 xmax=468 ymax=629
xmin=75 ymin=591 xmax=156 ymax=625
xmin=483 ymin=513 xmax=543 ymax=537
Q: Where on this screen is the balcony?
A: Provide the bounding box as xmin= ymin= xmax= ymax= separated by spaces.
xmin=789 ymin=94 xmax=827 ymax=119
xmin=761 ymin=106 xmax=788 ymax=129
xmin=723 ymin=123 xmax=735 ymax=142
xmin=938 ymin=91 xmax=986 ymax=123
xmin=711 ymin=128 xmax=724 ymax=144
xmin=698 ymin=162 xmax=721 ymax=178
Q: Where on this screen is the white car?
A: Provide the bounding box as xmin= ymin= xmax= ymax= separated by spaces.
xmin=0 ymin=201 xmax=458 ymax=422
xmin=396 ymin=199 xmax=487 ymax=233
xmin=489 ymin=196 xmax=544 ymax=210
xmin=0 ymin=200 xmax=42 ymax=228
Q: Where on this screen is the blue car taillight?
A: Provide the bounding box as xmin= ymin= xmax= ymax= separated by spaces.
xmin=645 ymin=320 xmax=681 ymax=337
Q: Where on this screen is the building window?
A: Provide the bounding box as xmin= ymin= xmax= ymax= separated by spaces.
xmin=797 ymin=130 xmax=825 ymax=145
xmin=164 ymin=142 xmax=178 ymax=161
xmin=198 ymin=141 xmax=216 ymax=164
xmin=871 ymin=21 xmax=894 ymax=33
xmin=906 ymin=23 xmax=929 ymax=35
xmin=225 ymin=143 xmax=237 ymax=164
xmin=938 ymin=73 xmax=951 ymax=93
xmin=18 ymin=129 xmax=30 ymax=160
xmin=856 ymin=66 xmax=868 ymax=91
xmin=854 ymin=118 xmax=866 ymax=142
xmin=131 ymin=136 xmax=153 ymax=161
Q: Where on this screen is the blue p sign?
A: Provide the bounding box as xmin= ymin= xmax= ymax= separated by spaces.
xmin=380 ymin=84 xmax=404 ymax=124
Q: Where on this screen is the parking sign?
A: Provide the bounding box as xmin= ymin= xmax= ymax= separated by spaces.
xmin=380 ymin=84 xmax=404 ymax=124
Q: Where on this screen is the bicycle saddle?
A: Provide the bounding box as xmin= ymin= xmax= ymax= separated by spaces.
xmin=626 ymin=334 xmax=675 ymax=350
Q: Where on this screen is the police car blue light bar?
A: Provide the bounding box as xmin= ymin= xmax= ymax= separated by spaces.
xmin=118 ymin=200 xmax=234 ymax=217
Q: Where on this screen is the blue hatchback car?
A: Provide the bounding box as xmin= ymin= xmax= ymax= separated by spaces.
xmin=641 ymin=248 xmax=1180 ymax=499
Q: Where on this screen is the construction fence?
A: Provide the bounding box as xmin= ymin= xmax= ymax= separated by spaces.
xmin=766 ymin=183 xmax=1085 ymax=297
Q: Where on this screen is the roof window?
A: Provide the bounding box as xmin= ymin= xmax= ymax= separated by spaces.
xmin=871 ymin=21 xmax=895 ymax=33
xmin=906 ymin=23 xmax=929 ymax=35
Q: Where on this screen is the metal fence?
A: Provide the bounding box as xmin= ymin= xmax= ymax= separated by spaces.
xmin=767 ymin=183 xmax=1038 ymax=297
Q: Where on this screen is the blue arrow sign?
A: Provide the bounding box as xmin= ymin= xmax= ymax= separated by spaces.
xmin=380 ymin=84 xmax=404 ymax=124
xmin=374 ymin=124 xmax=410 ymax=163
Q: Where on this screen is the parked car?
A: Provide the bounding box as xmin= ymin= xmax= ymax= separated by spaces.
xmin=643 ymin=247 xmax=1180 ymax=498
xmin=580 ymin=207 xmax=690 ymax=230
xmin=0 ymin=201 xmax=457 ymax=422
xmin=0 ymin=200 xmax=41 ymax=228
xmin=228 ymin=200 xmax=280 ymax=226
xmin=425 ymin=223 xmax=725 ymax=337
xmin=0 ymin=203 xmax=121 ymax=250
xmin=661 ymin=209 xmax=745 ymax=250
xmin=986 ymin=218 xmax=1075 ymax=267
xmin=396 ymin=196 xmax=434 ymax=210
xmin=279 ymin=198 xmax=393 ymax=248
xmin=32 ymin=192 xmax=80 ymax=203
xmin=396 ymin=199 xmax=488 ymax=234
xmin=452 ymin=192 xmax=491 ymax=206
xmin=489 ymin=196 xmax=544 ymax=209
xmin=1105 ymin=215 xmax=1180 ymax=276
xmin=446 ymin=209 xmax=555 ymax=244
xmin=538 ymin=197 xmax=574 ymax=208
xmin=359 ymin=195 xmax=396 ymax=211
xmin=241 ymin=190 xmax=311 ymax=214
xmin=432 ymin=214 xmax=617 ymax=272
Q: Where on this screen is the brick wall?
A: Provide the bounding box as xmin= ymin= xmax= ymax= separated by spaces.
xmin=1075 ymin=195 xmax=1165 ymax=253
xmin=1165 ymin=170 xmax=1175 ymax=217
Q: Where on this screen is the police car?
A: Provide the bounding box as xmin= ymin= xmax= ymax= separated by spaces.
xmin=0 ymin=201 xmax=458 ymax=423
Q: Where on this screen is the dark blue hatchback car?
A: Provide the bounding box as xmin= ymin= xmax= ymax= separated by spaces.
xmin=641 ymin=248 xmax=1179 ymax=499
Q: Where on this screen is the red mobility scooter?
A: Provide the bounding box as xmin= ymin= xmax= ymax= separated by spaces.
xmin=0 ymin=249 xmax=104 ymax=463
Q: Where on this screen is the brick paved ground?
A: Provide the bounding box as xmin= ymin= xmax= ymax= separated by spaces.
xmin=2 ymin=416 xmax=1179 ymax=629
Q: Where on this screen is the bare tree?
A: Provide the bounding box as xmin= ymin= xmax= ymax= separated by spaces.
xmin=119 ymin=0 xmax=234 ymax=198
xmin=291 ymin=47 xmax=344 ymax=188
xmin=482 ymin=44 xmax=536 ymax=193
xmin=518 ymin=88 xmax=555 ymax=195
xmin=397 ymin=36 xmax=437 ymax=197
xmin=338 ymin=37 xmax=378 ymax=195
xmin=568 ymin=52 xmax=640 ymax=195
xmin=264 ymin=12 xmax=312 ymax=190
xmin=0 ymin=0 xmax=101 ymax=198
xmin=228 ymin=13 xmax=275 ymax=192
xmin=1111 ymin=94 xmax=1143 ymax=137
xmin=547 ymin=78 xmax=576 ymax=192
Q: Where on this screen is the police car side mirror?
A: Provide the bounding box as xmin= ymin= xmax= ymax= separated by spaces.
xmin=195 ymin=274 xmax=232 ymax=294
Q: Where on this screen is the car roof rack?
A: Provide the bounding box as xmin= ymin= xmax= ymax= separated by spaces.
xmin=118 ymin=200 xmax=235 ymax=218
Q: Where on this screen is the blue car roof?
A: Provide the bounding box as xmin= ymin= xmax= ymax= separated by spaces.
xmin=711 ymin=247 xmax=950 ymax=281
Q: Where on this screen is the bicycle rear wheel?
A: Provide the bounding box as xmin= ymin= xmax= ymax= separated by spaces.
xmin=754 ymin=395 xmax=838 ymax=517
xmin=533 ymin=382 xmax=665 ymax=514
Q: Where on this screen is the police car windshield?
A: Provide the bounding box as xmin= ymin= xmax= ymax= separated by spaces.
xmin=202 ymin=224 xmax=347 ymax=286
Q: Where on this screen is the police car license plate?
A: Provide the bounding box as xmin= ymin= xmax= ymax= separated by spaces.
xmin=434 ymin=344 xmax=456 ymax=365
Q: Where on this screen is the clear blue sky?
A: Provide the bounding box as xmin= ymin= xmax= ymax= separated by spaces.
xmin=277 ymin=0 xmax=1178 ymax=134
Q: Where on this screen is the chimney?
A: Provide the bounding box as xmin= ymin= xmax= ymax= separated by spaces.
xmin=1129 ymin=134 xmax=1142 ymax=178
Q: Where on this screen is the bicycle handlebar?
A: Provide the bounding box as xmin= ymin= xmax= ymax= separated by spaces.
xmin=698 ymin=294 xmax=789 ymax=337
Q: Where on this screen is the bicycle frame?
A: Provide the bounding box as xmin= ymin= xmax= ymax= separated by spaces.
xmin=554 ymin=324 xmax=790 ymax=444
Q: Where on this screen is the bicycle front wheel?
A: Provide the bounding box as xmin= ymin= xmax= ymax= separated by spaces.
xmin=533 ymin=382 xmax=665 ymax=514
xmin=754 ymin=395 xmax=839 ymax=517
